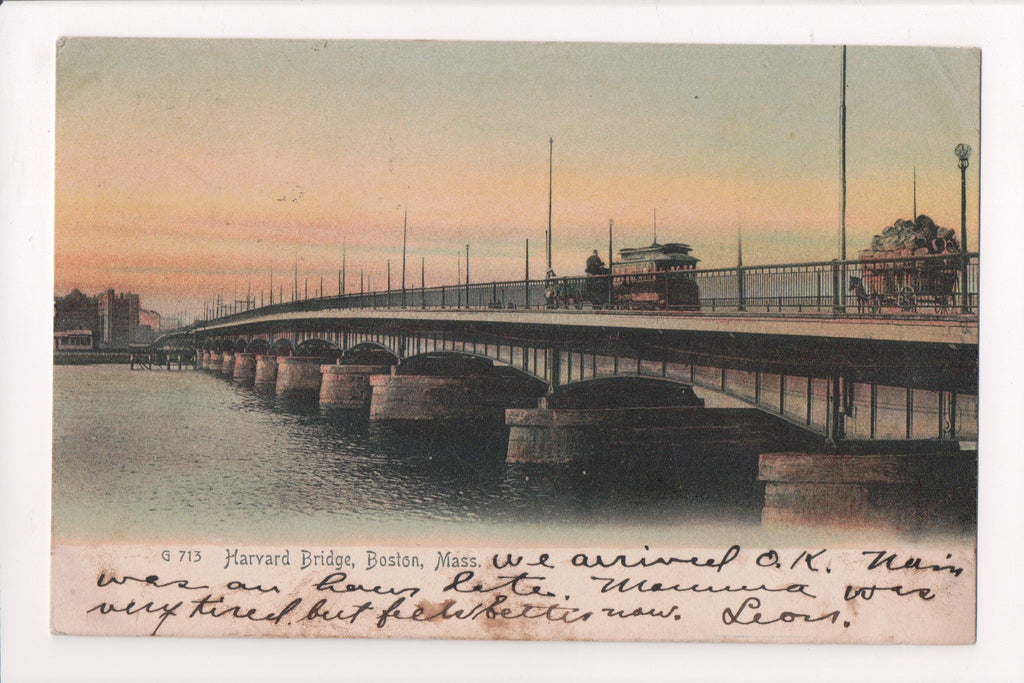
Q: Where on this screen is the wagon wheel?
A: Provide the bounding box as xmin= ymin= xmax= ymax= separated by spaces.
xmin=898 ymin=286 xmax=917 ymax=312
xmin=934 ymin=294 xmax=952 ymax=315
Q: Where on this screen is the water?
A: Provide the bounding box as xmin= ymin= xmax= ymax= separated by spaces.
xmin=52 ymin=365 xmax=770 ymax=546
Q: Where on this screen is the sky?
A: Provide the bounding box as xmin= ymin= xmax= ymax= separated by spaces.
xmin=55 ymin=39 xmax=980 ymax=320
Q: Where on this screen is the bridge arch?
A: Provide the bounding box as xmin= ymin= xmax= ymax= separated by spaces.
xmin=150 ymin=331 xmax=193 ymax=350
xmin=395 ymin=351 xmax=548 ymax=401
xmin=544 ymin=375 xmax=705 ymax=410
xmin=247 ymin=338 xmax=270 ymax=354
xmin=398 ymin=349 xmax=545 ymax=383
xmin=396 ymin=351 xmax=497 ymax=376
xmin=269 ymin=338 xmax=295 ymax=355
xmin=341 ymin=342 xmax=400 ymax=365
xmin=296 ymin=338 xmax=342 ymax=360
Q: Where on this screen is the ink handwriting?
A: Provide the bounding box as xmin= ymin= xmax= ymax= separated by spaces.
xmin=97 ymin=573 xmax=209 ymax=590
xmin=862 ymin=551 xmax=964 ymax=577
xmin=315 ymin=571 xmax=420 ymax=597
xmin=571 ymin=545 xmax=740 ymax=573
xmin=442 ymin=571 xmax=555 ymax=597
xmin=722 ymin=598 xmax=847 ymax=628
xmin=590 ymin=576 xmax=816 ymax=598
xmin=87 ymin=598 xmax=183 ymax=635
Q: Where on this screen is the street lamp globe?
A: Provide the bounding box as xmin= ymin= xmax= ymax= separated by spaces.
xmin=954 ymin=143 xmax=971 ymax=169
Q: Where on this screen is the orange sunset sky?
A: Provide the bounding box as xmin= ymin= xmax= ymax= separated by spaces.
xmin=55 ymin=40 xmax=979 ymax=319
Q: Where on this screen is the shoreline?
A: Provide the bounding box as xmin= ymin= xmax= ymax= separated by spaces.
xmin=53 ymin=351 xmax=131 ymax=365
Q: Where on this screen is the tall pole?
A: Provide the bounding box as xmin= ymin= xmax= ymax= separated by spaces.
xmin=955 ymin=143 xmax=972 ymax=313
xmin=401 ymin=208 xmax=407 ymax=307
xmin=840 ymin=45 xmax=848 ymax=261
xmin=465 ymin=243 xmax=470 ymax=308
xmin=525 ymin=238 xmax=530 ymax=309
xmin=342 ymin=244 xmax=346 ymax=295
xmin=608 ymin=219 xmax=614 ymax=306
xmin=269 ymin=263 xmax=273 ymax=305
xmin=421 ymin=256 xmax=425 ymax=309
xmin=293 ymin=256 xmax=298 ymax=302
xmin=386 ymin=259 xmax=391 ymax=308
xmin=457 ymin=253 xmax=461 ymax=309
xmin=608 ymin=219 xmax=614 ymax=273
xmin=913 ymin=164 xmax=918 ymax=219
xmin=525 ymin=238 xmax=530 ymax=282
xmin=737 ymin=224 xmax=746 ymax=312
xmin=547 ymin=137 xmax=553 ymax=276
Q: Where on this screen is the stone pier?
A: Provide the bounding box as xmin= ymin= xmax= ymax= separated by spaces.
xmin=254 ymin=355 xmax=279 ymax=387
xmin=232 ymin=352 xmax=257 ymax=385
xmin=369 ymin=373 xmax=507 ymax=422
xmin=758 ymin=450 xmax=976 ymax=531
xmin=320 ymin=363 xmax=392 ymax=409
xmin=219 ymin=352 xmax=235 ymax=377
xmin=505 ymin=405 xmax=776 ymax=465
xmin=208 ymin=351 xmax=223 ymax=373
xmin=275 ymin=356 xmax=323 ymax=396
xmin=368 ymin=352 xmax=545 ymax=424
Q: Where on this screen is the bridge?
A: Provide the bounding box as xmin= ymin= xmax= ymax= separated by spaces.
xmin=160 ymin=254 xmax=978 ymax=529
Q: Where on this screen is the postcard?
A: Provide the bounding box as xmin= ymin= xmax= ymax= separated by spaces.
xmin=9 ymin=4 xmax=1024 ymax=680
xmin=46 ymin=35 xmax=983 ymax=647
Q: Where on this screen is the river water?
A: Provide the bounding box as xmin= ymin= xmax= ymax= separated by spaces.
xmin=53 ymin=365 xmax=776 ymax=546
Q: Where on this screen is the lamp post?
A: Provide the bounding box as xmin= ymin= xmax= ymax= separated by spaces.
xmin=608 ymin=219 xmax=614 ymax=307
xmin=955 ymin=143 xmax=971 ymax=313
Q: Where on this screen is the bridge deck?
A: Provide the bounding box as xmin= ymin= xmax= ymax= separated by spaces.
xmin=195 ymin=308 xmax=977 ymax=347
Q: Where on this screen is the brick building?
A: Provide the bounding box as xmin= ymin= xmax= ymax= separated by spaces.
xmin=54 ymin=288 xmax=143 ymax=350
xmin=97 ymin=289 xmax=140 ymax=348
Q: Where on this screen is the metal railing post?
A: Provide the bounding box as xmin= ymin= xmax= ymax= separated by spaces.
xmin=831 ymin=260 xmax=843 ymax=313
xmin=737 ymin=266 xmax=746 ymax=312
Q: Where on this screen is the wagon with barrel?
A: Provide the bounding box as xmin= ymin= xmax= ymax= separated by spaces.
xmin=852 ymin=215 xmax=961 ymax=314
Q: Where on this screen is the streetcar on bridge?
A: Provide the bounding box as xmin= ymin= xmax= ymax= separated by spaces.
xmin=579 ymin=240 xmax=701 ymax=311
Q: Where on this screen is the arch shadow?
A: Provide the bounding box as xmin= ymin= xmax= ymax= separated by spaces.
xmin=270 ymin=338 xmax=295 ymax=355
xmin=341 ymin=342 xmax=400 ymax=366
xmin=546 ymin=375 xmax=705 ymax=410
xmin=296 ymin=338 xmax=342 ymax=360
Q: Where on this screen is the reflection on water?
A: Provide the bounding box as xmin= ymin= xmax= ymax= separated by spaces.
xmin=52 ymin=365 xmax=972 ymax=545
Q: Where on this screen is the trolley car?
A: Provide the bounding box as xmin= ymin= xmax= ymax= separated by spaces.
xmin=582 ymin=241 xmax=701 ymax=311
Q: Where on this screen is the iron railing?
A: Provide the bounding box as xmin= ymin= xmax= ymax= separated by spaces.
xmin=195 ymin=253 xmax=979 ymax=328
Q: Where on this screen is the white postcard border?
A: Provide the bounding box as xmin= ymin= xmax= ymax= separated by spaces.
xmin=3 ymin=2 xmax=1023 ymax=681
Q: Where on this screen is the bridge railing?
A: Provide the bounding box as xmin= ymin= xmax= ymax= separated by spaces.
xmin=197 ymin=253 xmax=978 ymax=327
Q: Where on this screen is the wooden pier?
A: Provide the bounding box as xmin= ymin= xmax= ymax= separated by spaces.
xmin=128 ymin=350 xmax=195 ymax=370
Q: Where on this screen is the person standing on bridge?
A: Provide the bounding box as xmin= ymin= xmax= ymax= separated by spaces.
xmin=545 ymin=269 xmax=558 ymax=308
xmin=585 ymin=249 xmax=608 ymax=276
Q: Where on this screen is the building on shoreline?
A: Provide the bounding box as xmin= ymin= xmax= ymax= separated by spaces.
xmin=54 ymin=288 xmax=147 ymax=350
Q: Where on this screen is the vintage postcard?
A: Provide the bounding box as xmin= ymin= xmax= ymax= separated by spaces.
xmin=47 ymin=35 xmax=983 ymax=649
xmin=0 ymin=2 xmax=1019 ymax=680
